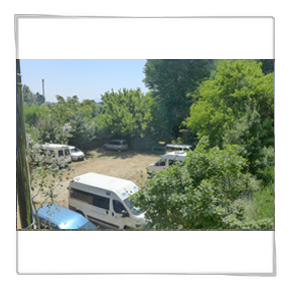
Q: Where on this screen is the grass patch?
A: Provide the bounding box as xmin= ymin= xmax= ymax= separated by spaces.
xmin=242 ymin=182 xmax=274 ymax=220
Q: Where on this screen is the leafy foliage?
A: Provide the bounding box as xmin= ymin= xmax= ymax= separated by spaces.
xmin=38 ymin=114 xmax=72 ymax=144
xmin=134 ymin=137 xmax=273 ymax=229
xmin=68 ymin=111 xmax=98 ymax=149
xmin=98 ymin=88 xmax=153 ymax=139
xmin=187 ymin=60 xmax=274 ymax=149
xmin=26 ymin=134 xmax=74 ymax=229
xmin=143 ymin=59 xmax=213 ymax=138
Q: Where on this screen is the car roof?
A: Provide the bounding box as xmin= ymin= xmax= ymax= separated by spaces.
xmin=70 ymin=172 xmax=138 ymax=200
xmin=164 ymin=151 xmax=187 ymax=158
xmin=42 ymin=144 xmax=69 ymax=149
xmin=110 ymin=139 xmax=126 ymax=142
xmin=166 ymin=144 xmax=192 ymax=148
xmin=35 ymin=204 xmax=90 ymax=229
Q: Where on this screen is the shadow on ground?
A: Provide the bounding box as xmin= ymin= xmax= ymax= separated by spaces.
xmin=93 ymin=148 xmax=161 ymax=160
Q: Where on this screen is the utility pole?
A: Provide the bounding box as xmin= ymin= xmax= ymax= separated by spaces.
xmin=16 ymin=59 xmax=35 ymax=229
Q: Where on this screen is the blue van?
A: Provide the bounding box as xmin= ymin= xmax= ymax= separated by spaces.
xmin=33 ymin=204 xmax=99 ymax=230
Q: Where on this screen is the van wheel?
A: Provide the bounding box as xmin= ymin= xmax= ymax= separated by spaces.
xmin=77 ymin=211 xmax=85 ymax=217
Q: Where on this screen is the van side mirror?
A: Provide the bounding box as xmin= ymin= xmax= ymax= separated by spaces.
xmin=121 ymin=210 xmax=129 ymax=218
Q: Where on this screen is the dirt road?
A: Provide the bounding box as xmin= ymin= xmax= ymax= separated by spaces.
xmin=52 ymin=148 xmax=159 ymax=208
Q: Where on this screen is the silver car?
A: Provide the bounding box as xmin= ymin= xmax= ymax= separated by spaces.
xmin=103 ymin=139 xmax=129 ymax=152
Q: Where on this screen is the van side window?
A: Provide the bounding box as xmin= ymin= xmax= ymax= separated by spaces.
xmin=70 ymin=189 xmax=93 ymax=204
xmin=58 ymin=150 xmax=64 ymax=157
xmin=169 ymin=159 xmax=184 ymax=166
xmin=169 ymin=159 xmax=175 ymax=166
xmin=93 ymin=195 xmax=110 ymax=210
xmin=65 ymin=149 xmax=70 ymax=156
xmin=113 ymin=200 xmax=127 ymax=214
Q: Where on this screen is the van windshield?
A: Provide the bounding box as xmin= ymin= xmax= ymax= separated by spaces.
xmin=124 ymin=198 xmax=142 ymax=216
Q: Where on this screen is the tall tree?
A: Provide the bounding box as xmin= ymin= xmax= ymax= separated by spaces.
xmin=98 ymin=88 xmax=153 ymax=140
xmin=143 ymin=59 xmax=213 ymax=139
xmin=23 ymin=84 xmax=36 ymax=106
xmin=187 ymin=60 xmax=274 ymax=149
xmin=35 ymin=92 xmax=46 ymax=106
xmin=68 ymin=111 xmax=98 ymax=149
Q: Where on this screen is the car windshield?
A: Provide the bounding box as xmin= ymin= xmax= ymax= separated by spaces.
xmin=79 ymin=221 xmax=98 ymax=230
xmin=70 ymin=147 xmax=80 ymax=153
xmin=124 ymin=198 xmax=143 ymax=216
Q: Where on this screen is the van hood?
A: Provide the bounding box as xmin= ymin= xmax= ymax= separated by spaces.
xmin=71 ymin=152 xmax=84 ymax=157
xmin=147 ymin=163 xmax=155 ymax=169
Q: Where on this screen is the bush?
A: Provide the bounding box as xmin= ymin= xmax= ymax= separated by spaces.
xmin=134 ymin=137 xmax=266 ymax=229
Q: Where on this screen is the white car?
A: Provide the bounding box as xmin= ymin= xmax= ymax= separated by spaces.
xmin=69 ymin=146 xmax=85 ymax=161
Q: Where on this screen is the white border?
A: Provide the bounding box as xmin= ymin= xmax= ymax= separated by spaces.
xmin=16 ymin=16 xmax=274 ymax=275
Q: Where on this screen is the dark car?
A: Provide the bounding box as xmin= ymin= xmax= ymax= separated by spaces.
xmin=103 ymin=139 xmax=129 ymax=152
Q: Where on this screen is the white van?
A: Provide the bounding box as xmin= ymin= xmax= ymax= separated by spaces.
xmin=68 ymin=146 xmax=85 ymax=161
xmin=147 ymin=151 xmax=186 ymax=172
xmin=68 ymin=172 xmax=145 ymax=229
xmin=40 ymin=144 xmax=72 ymax=165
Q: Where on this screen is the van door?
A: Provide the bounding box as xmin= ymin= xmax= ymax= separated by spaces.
xmin=110 ymin=199 xmax=134 ymax=229
xmin=88 ymin=194 xmax=119 ymax=229
xmin=152 ymin=156 xmax=167 ymax=171
xmin=57 ymin=149 xmax=65 ymax=164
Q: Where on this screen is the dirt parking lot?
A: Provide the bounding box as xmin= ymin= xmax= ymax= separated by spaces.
xmin=52 ymin=148 xmax=160 ymax=208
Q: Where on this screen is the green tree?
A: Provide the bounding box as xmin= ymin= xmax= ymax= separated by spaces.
xmin=187 ymin=60 xmax=274 ymax=149
xmin=68 ymin=111 xmax=98 ymax=149
xmin=41 ymin=101 xmax=53 ymax=109
xmin=26 ymin=134 xmax=74 ymax=229
xmin=256 ymin=59 xmax=274 ymax=75
xmin=38 ymin=114 xmax=72 ymax=144
xmin=24 ymin=103 xmax=49 ymax=127
xmin=143 ymin=59 xmax=213 ymax=139
xmin=98 ymin=88 xmax=153 ymax=139
xmin=23 ymin=84 xmax=36 ymax=106
xmin=35 ymin=92 xmax=46 ymax=106
xmin=50 ymin=95 xmax=80 ymax=124
xmin=134 ymin=137 xmax=274 ymax=229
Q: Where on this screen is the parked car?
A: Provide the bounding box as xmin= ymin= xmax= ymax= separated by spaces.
xmin=68 ymin=146 xmax=85 ymax=161
xmin=33 ymin=204 xmax=99 ymax=230
xmin=103 ymin=139 xmax=129 ymax=152
xmin=165 ymin=144 xmax=193 ymax=153
xmin=68 ymin=172 xmax=145 ymax=229
xmin=147 ymin=151 xmax=187 ymax=173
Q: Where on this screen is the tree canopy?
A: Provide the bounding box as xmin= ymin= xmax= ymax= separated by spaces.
xmin=98 ymin=88 xmax=153 ymax=140
xmin=187 ymin=60 xmax=274 ymax=149
xmin=143 ymin=59 xmax=213 ymax=139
